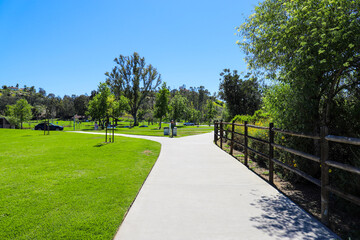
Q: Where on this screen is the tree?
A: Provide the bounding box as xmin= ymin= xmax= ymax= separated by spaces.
xmin=87 ymin=83 xmax=129 ymax=142
xmin=205 ymin=100 xmax=217 ymax=126
xmin=219 ymin=69 xmax=261 ymax=118
xmin=238 ymin=0 xmax=360 ymax=129
xmin=154 ymin=82 xmax=170 ymax=129
xmin=59 ymin=95 xmax=75 ymax=119
xmin=105 ymin=52 xmax=161 ymax=126
xmin=87 ymin=83 xmax=112 ymax=129
xmin=239 ymin=0 xmax=360 ymax=202
xmin=169 ymin=92 xmax=188 ymax=122
xmin=74 ymin=95 xmax=89 ymax=116
xmin=6 ymin=99 xmax=32 ymax=129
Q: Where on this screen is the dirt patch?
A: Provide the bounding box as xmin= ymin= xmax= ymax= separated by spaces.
xmin=142 ymin=150 xmax=153 ymax=156
xmin=217 ymin=140 xmax=360 ymax=240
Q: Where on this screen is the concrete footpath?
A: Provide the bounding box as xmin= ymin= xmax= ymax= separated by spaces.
xmin=76 ymin=131 xmax=339 ymax=239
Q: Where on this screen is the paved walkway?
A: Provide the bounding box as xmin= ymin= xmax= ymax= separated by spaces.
xmin=75 ymin=131 xmax=338 ymax=240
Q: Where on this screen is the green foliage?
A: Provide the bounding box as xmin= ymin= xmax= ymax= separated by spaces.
xmin=238 ymin=0 xmax=360 ymax=127
xmin=169 ymin=92 xmax=188 ymax=122
xmin=184 ymin=104 xmax=201 ymax=124
xmin=105 ymin=52 xmax=161 ymax=126
xmin=239 ymin=0 xmax=360 ymax=194
xmin=87 ymin=83 xmax=112 ymax=126
xmin=73 ymin=95 xmax=89 ymax=116
xmin=6 ymin=99 xmax=32 ymax=129
xmin=204 ymin=100 xmax=217 ymax=125
xmin=219 ymin=69 xmax=262 ymax=118
xmin=221 ymin=104 xmax=231 ymax=122
xmin=232 ymin=109 xmax=269 ymax=124
xmin=154 ymin=82 xmax=170 ymax=128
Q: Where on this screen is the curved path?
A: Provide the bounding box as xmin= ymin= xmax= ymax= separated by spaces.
xmin=75 ymin=131 xmax=338 ymax=240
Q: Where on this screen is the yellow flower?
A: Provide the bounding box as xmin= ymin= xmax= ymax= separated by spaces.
xmin=294 ymin=163 xmax=297 ymax=167
xmin=281 ymin=136 xmax=285 ymax=140
xmin=329 ymin=169 xmax=332 ymax=173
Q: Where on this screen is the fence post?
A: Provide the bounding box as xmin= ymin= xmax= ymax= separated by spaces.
xmin=214 ymin=120 xmax=217 ymax=144
xmin=320 ymin=126 xmax=329 ymax=226
xmin=220 ymin=120 xmax=223 ymax=149
xmin=230 ymin=120 xmax=235 ymax=155
xmin=269 ymin=123 xmax=274 ymax=184
xmin=244 ymin=121 xmax=248 ymax=167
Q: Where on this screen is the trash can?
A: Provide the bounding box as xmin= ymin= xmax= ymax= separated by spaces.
xmin=173 ymin=127 xmax=177 ymax=136
xmin=164 ymin=127 xmax=169 ymax=135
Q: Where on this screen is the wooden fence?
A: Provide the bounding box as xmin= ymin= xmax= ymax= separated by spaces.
xmin=214 ymin=120 xmax=360 ymax=226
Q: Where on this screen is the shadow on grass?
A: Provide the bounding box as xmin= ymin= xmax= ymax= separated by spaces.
xmin=94 ymin=143 xmax=109 ymax=147
xmin=249 ymin=193 xmax=337 ymax=239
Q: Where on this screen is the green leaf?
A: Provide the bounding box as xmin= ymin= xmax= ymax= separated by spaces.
xmin=318 ymin=49 xmax=325 ymax=54
xmin=343 ymin=62 xmax=350 ymax=67
xmin=349 ymin=43 xmax=355 ymax=49
xmin=320 ymin=59 xmax=327 ymax=64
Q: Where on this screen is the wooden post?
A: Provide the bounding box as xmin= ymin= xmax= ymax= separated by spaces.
xmin=220 ymin=120 xmax=223 ymax=149
xmin=230 ymin=120 xmax=235 ymax=155
xmin=214 ymin=120 xmax=218 ymax=144
xmin=244 ymin=121 xmax=248 ymax=167
xmin=320 ymin=126 xmax=329 ymax=225
xmin=112 ymin=118 xmax=115 ymax=143
xmin=269 ymin=123 xmax=274 ymax=184
xmin=105 ymin=119 xmax=108 ymax=142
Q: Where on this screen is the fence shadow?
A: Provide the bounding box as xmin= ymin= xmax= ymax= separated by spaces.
xmin=249 ymin=194 xmax=337 ymax=239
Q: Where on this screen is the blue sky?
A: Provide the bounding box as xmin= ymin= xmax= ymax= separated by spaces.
xmin=0 ymin=0 xmax=260 ymax=97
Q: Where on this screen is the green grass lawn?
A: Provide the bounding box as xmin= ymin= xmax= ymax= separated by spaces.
xmin=93 ymin=125 xmax=214 ymax=137
xmin=0 ymin=129 xmax=160 ymax=239
xmin=22 ymin=120 xmax=214 ymax=137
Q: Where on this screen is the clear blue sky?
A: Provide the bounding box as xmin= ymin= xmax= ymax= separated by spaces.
xmin=0 ymin=0 xmax=260 ymax=97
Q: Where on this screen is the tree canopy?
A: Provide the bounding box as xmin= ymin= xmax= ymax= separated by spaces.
xmin=154 ymin=82 xmax=170 ymax=129
xmin=219 ymin=69 xmax=262 ymax=118
xmin=238 ymin=0 xmax=360 ymax=129
xmin=6 ymin=99 xmax=32 ymax=129
xmin=169 ymin=92 xmax=188 ymax=122
xmin=105 ymin=52 xmax=161 ymax=126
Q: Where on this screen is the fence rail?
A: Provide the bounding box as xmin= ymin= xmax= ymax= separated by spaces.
xmin=214 ymin=120 xmax=360 ymax=226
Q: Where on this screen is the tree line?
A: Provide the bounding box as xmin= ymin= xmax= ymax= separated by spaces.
xmin=1 ymin=53 xmax=223 ymax=129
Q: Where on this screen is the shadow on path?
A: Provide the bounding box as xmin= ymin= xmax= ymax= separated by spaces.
xmin=250 ymin=193 xmax=337 ymax=240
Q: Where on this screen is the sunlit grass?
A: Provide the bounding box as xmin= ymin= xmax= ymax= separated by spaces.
xmin=23 ymin=120 xmax=214 ymax=137
xmin=0 ymin=129 xmax=160 ymax=239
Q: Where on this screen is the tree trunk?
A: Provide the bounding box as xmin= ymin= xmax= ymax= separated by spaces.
xmin=132 ymin=114 xmax=138 ymax=126
xmin=159 ymin=117 xmax=162 ymax=129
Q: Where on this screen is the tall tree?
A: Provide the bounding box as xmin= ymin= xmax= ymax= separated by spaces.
xmin=219 ymin=69 xmax=261 ymax=118
xmin=238 ymin=0 xmax=360 ymax=130
xmin=154 ymin=82 xmax=170 ymax=129
xmin=6 ymin=99 xmax=32 ymax=129
xmin=105 ymin=52 xmax=161 ymax=126
xmin=169 ymin=92 xmax=188 ymax=122
xmin=87 ymin=83 xmax=112 ymax=129
xmin=74 ymin=95 xmax=89 ymax=116
xmin=205 ymin=100 xmax=217 ymax=126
